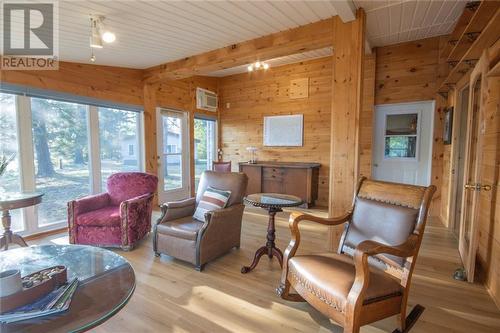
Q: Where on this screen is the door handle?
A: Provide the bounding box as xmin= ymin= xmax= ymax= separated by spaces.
xmin=481 ymin=184 xmax=492 ymax=191
xmin=464 ymin=183 xmax=492 ymax=191
xmin=464 ymin=184 xmax=476 ymax=190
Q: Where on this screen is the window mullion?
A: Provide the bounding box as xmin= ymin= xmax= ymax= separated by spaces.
xmin=88 ymin=105 xmax=102 ymax=194
xmin=16 ymin=95 xmax=37 ymax=233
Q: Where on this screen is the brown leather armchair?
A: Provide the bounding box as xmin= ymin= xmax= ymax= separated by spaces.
xmin=153 ymin=171 xmax=248 ymax=271
xmin=278 ymin=177 xmax=435 ymax=333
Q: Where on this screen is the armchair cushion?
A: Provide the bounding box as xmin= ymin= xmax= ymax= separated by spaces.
xmin=193 ymin=186 xmax=231 ymax=222
xmin=288 ymin=253 xmax=403 ymax=313
xmin=76 ymin=206 xmax=121 ymax=227
xmin=157 ymin=216 xmax=204 ymax=241
xmin=107 ymin=172 xmax=158 ymax=206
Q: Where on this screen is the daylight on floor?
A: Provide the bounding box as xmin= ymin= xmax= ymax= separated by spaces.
xmin=0 ymin=1 xmax=499 ymax=332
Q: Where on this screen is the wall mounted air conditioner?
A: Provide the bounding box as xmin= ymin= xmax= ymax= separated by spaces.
xmin=196 ymin=87 xmax=218 ymax=112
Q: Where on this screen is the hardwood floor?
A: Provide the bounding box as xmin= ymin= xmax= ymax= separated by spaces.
xmin=31 ymin=207 xmax=500 ymax=332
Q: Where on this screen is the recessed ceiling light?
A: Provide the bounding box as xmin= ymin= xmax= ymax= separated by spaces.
xmin=263 ymin=63 xmax=269 ymax=70
xmin=255 ymin=61 xmax=261 ymax=68
xmin=102 ymin=31 xmax=116 ymax=43
xmin=247 ymin=64 xmax=253 ymax=72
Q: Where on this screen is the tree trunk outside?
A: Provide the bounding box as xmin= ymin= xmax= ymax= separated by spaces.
xmin=33 ymin=110 xmax=55 ymax=177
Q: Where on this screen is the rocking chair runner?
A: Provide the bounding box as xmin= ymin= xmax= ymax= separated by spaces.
xmin=277 ymin=177 xmax=435 ymax=333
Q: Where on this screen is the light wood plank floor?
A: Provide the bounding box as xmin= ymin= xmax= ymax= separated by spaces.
xmin=31 ymin=207 xmax=500 ymax=333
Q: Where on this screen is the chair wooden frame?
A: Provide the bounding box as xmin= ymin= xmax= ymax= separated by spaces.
xmin=277 ymin=177 xmax=436 ymax=333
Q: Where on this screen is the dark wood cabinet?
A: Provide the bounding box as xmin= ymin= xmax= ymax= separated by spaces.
xmin=239 ymin=161 xmax=320 ymax=208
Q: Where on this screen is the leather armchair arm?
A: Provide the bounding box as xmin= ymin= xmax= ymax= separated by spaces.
xmin=277 ymin=211 xmax=352 ymax=300
xmin=157 ymin=197 xmax=196 ymax=224
xmin=346 ymin=235 xmax=419 ymax=316
xmin=197 ymin=204 xmax=245 ymax=265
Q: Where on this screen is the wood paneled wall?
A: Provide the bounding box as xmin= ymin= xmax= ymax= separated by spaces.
xmin=359 ymin=53 xmax=376 ymax=178
xmin=218 ymin=57 xmax=332 ymax=206
xmin=0 ymin=61 xmax=144 ymax=106
xmin=374 ymin=36 xmax=445 ymax=216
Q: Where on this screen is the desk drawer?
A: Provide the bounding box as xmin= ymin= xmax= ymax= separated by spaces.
xmin=262 ymin=167 xmax=284 ymax=181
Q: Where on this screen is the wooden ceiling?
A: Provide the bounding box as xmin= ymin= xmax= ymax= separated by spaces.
xmin=28 ymin=0 xmax=467 ymax=69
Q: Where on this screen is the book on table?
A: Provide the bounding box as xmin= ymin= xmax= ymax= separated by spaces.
xmin=0 ymin=278 xmax=79 ymax=324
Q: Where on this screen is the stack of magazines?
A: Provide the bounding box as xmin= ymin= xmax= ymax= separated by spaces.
xmin=0 ymin=278 xmax=79 ymax=324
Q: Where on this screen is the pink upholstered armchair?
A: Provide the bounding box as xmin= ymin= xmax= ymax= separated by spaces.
xmin=68 ymin=172 xmax=158 ymax=250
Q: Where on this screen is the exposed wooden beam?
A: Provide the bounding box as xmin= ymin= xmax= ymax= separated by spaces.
xmin=328 ymin=9 xmax=366 ymax=251
xmin=143 ymin=18 xmax=334 ymax=83
xmin=331 ymin=0 xmax=357 ymax=23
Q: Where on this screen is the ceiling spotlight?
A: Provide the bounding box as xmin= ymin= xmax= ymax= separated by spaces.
xmin=102 ymin=31 xmax=116 ymax=43
xmin=247 ymin=64 xmax=253 ymax=72
xmin=263 ymin=63 xmax=269 ymax=70
xmin=255 ymin=61 xmax=261 ymax=68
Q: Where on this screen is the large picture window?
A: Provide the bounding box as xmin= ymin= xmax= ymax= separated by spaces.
xmin=0 ymin=93 xmax=144 ymax=235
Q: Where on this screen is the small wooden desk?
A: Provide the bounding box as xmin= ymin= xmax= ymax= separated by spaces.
xmin=239 ymin=161 xmax=320 ymax=207
xmin=0 ymin=192 xmax=43 ymax=250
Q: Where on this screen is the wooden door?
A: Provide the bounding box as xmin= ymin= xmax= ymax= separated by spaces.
xmin=458 ymin=57 xmax=487 ymax=283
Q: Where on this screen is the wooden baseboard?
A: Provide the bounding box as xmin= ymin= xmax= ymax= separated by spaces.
xmin=24 ymin=227 xmax=68 ymax=241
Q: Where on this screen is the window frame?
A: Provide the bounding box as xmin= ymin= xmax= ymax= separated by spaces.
xmin=382 ymin=110 xmax=421 ymax=161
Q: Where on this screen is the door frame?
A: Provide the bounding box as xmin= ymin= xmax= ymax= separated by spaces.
xmin=372 ymin=100 xmax=435 ymax=186
xmin=156 ymin=107 xmax=191 ymax=203
xmin=457 ymin=54 xmax=488 ymax=283
xmin=446 ymin=72 xmax=472 ymax=235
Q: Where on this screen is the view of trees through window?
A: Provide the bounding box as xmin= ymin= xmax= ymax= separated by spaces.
xmin=31 ymin=98 xmax=91 ymax=226
xmin=0 ymin=93 xmax=23 ymax=231
xmin=99 ymin=107 xmax=140 ymax=189
xmin=0 ymin=94 xmax=143 ymax=233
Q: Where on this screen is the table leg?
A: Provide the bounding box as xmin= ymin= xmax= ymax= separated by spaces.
xmin=241 ymin=207 xmax=284 ymax=274
xmin=1 ymin=209 xmax=28 ymax=251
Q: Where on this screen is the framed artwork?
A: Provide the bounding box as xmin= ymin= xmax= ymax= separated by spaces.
xmin=443 ymin=106 xmax=453 ymax=145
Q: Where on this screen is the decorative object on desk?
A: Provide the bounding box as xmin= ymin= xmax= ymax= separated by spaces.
xmin=263 ymin=114 xmax=303 ymax=147
xmin=0 ymin=266 xmax=68 ymax=314
xmin=246 ymin=146 xmax=258 ymax=164
xmin=0 ymin=270 xmax=22 ymax=297
xmin=443 ymin=106 xmax=454 ymax=145
xmin=0 ymin=153 xmax=15 ymax=177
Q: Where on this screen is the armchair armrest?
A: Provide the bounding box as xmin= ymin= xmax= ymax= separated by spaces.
xmin=157 ymin=197 xmax=196 ymax=224
xmin=120 ymin=193 xmax=155 ymax=247
xmin=69 ymin=192 xmax=111 ymax=215
xmin=277 ymin=211 xmax=352 ymax=300
xmin=346 ymin=235 xmax=419 ymax=314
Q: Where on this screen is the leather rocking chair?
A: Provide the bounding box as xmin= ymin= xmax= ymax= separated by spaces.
xmin=277 ymin=177 xmax=435 ymax=333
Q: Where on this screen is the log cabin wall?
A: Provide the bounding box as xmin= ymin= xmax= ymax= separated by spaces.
xmin=374 ymin=36 xmax=446 ymax=217
xmin=218 ymin=57 xmax=332 ymax=207
xmin=0 ymin=61 xmax=144 ymax=106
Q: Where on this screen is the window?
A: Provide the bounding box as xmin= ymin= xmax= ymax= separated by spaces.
xmin=98 ymin=107 xmax=141 ymax=188
xmin=194 ymin=117 xmax=217 ymax=191
xmin=162 ymin=112 xmax=183 ymax=191
xmin=31 ymin=98 xmax=91 ymax=226
xmin=384 ymin=113 xmax=418 ymax=158
xmin=0 ymin=93 xmax=144 ymax=236
xmin=0 ymin=93 xmax=23 ymax=232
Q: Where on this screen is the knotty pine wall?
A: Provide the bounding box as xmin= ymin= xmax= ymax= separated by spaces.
xmin=218 ymin=57 xmax=332 ymax=206
xmin=0 ymin=61 xmax=144 ymax=106
xmin=373 ymin=36 xmax=446 ymax=217
xmin=218 ymin=55 xmax=376 ymax=207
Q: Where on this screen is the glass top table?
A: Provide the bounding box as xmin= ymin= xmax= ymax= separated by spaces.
xmin=0 ymin=245 xmax=135 ymax=333
xmin=242 ymin=193 xmax=303 ymax=274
